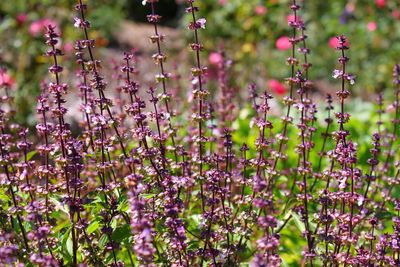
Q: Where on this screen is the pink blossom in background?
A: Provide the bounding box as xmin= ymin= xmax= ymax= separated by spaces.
xmin=346 ymin=2 xmax=355 ymax=12
xmin=275 ymin=36 xmax=291 ymax=51
xmin=0 ymin=70 xmax=15 ymax=87
xmin=255 ymin=5 xmax=267 ymax=16
xmin=29 ymin=19 xmax=59 ymax=37
xmin=28 ymin=20 xmax=42 ymax=36
xmin=268 ymin=79 xmax=286 ymax=95
xmin=63 ymin=42 xmax=74 ymax=53
xmin=375 ymin=0 xmax=385 ymax=8
xmin=367 ymin=21 xmax=377 ymax=32
xmin=286 ymin=14 xmax=300 ymax=24
xmin=329 ymin=37 xmax=338 ymax=49
xmin=218 ymin=0 xmax=227 ymax=6
xmin=329 ymin=36 xmax=350 ymax=49
xmin=393 ymin=10 xmax=400 ymax=20
xmin=208 ymin=52 xmax=223 ymax=65
xmin=42 ymin=18 xmax=59 ymax=33
xmin=16 ymin=13 xmax=27 ymax=25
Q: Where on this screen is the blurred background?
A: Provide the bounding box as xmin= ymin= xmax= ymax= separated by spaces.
xmin=0 ymin=0 xmax=399 ymax=125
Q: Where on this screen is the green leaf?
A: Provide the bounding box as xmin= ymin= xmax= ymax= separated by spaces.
xmin=291 ymin=212 xmax=305 ymax=233
xmin=87 ymin=221 xmax=100 ymax=235
xmin=283 ymin=197 xmax=299 ymax=214
xmin=66 ymin=234 xmax=73 ymax=257
xmin=376 ymin=210 xmax=394 ymax=220
xmin=59 ymin=227 xmax=72 ymax=263
xmin=52 ymin=217 xmax=70 ymax=233
xmin=111 ymin=218 xmax=118 ymax=229
xmin=117 ymin=199 xmax=129 ymax=212
xmin=188 ymin=214 xmax=202 ymax=225
xmin=112 ymin=224 xmax=131 ymax=243
xmin=141 ymin=193 xmax=156 ymax=199
xmin=85 ymin=153 xmax=95 ymax=160
xmin=50 ymin=197 xmax=69 ymax=215
xmin=98 ymin=234 xmax=108 ymax=249
xmin=26 ymin=150 xmax=37 ymax=161
xmin=276 ymin=175 xmax=288 ymax=184
xmin=0 ymin=190 xmax=10 ymax=202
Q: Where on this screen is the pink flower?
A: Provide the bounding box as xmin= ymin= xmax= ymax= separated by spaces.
xmin=16 ymin=13 xmax=27 ymax=25
xmin=255 ymin=5 xmax=267 ymax=16
xmin=208 ymin=52 xmax=223 ymax=65
xmin=29 ymin=19 xmax=59 ymax=37
xmin=63 ymin=42 xmax=74 ymax=53
xmin=29 ymin=20 xmax=42 ymax=37
xmin=392 ymin=10 xmax=400 ymax=20
xmin=218 ymin=0 xmax=227 ymax=5
xmin=0 ymin=70 xmax=15 ymax=87
xmin=329 ymin=36 xmax=350 ymax=49
xmin=275 ymin=36 xmax=291 ymax=51
xmin=375 ymin=0 xmax=385 ymax=8
xmin=286 ymin=14 xmax=299 ymax=24
xmin=268 ymin=79 xmax=286 ymax=95
xmin=367 ymin=21 xmax=377 ymax=31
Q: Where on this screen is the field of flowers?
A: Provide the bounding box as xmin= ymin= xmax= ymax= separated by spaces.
xmin=0 ymin=0 xmax=399 ymax=266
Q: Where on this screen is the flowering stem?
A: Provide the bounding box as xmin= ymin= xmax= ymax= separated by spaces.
xmin=297 ymin=73 xmax=313 ymax=263
xmin=267 ymin=0 xmax=299 ymax=192
xmin=45 ymin=25 xmax=78 ymax=265
xmin=124 ymin=55 xmax=164 ymax=186
xmin=148 ymin=0 xmax=179 ymax=164
xmin=76 ymin=0 xmax=133 ymax=174
xmin=187 ymin=0 xmax=206 ymax=212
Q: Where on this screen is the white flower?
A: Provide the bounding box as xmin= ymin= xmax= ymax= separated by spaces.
xmin=74 ymin=18 xmax=82 ymax=28
xmin=332 ymin=69 xmax=343 ymax=79
xmin=197 ymin=18 xmax=207 ymax=29
xmin=346 ymin=74 xmax=356 ymax=85
xmin=191 ymin=77 xmax=199 ymax=85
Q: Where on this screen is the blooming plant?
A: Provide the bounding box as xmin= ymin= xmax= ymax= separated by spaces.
xmin=0 ymin=0 xmax=399 ymax=266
